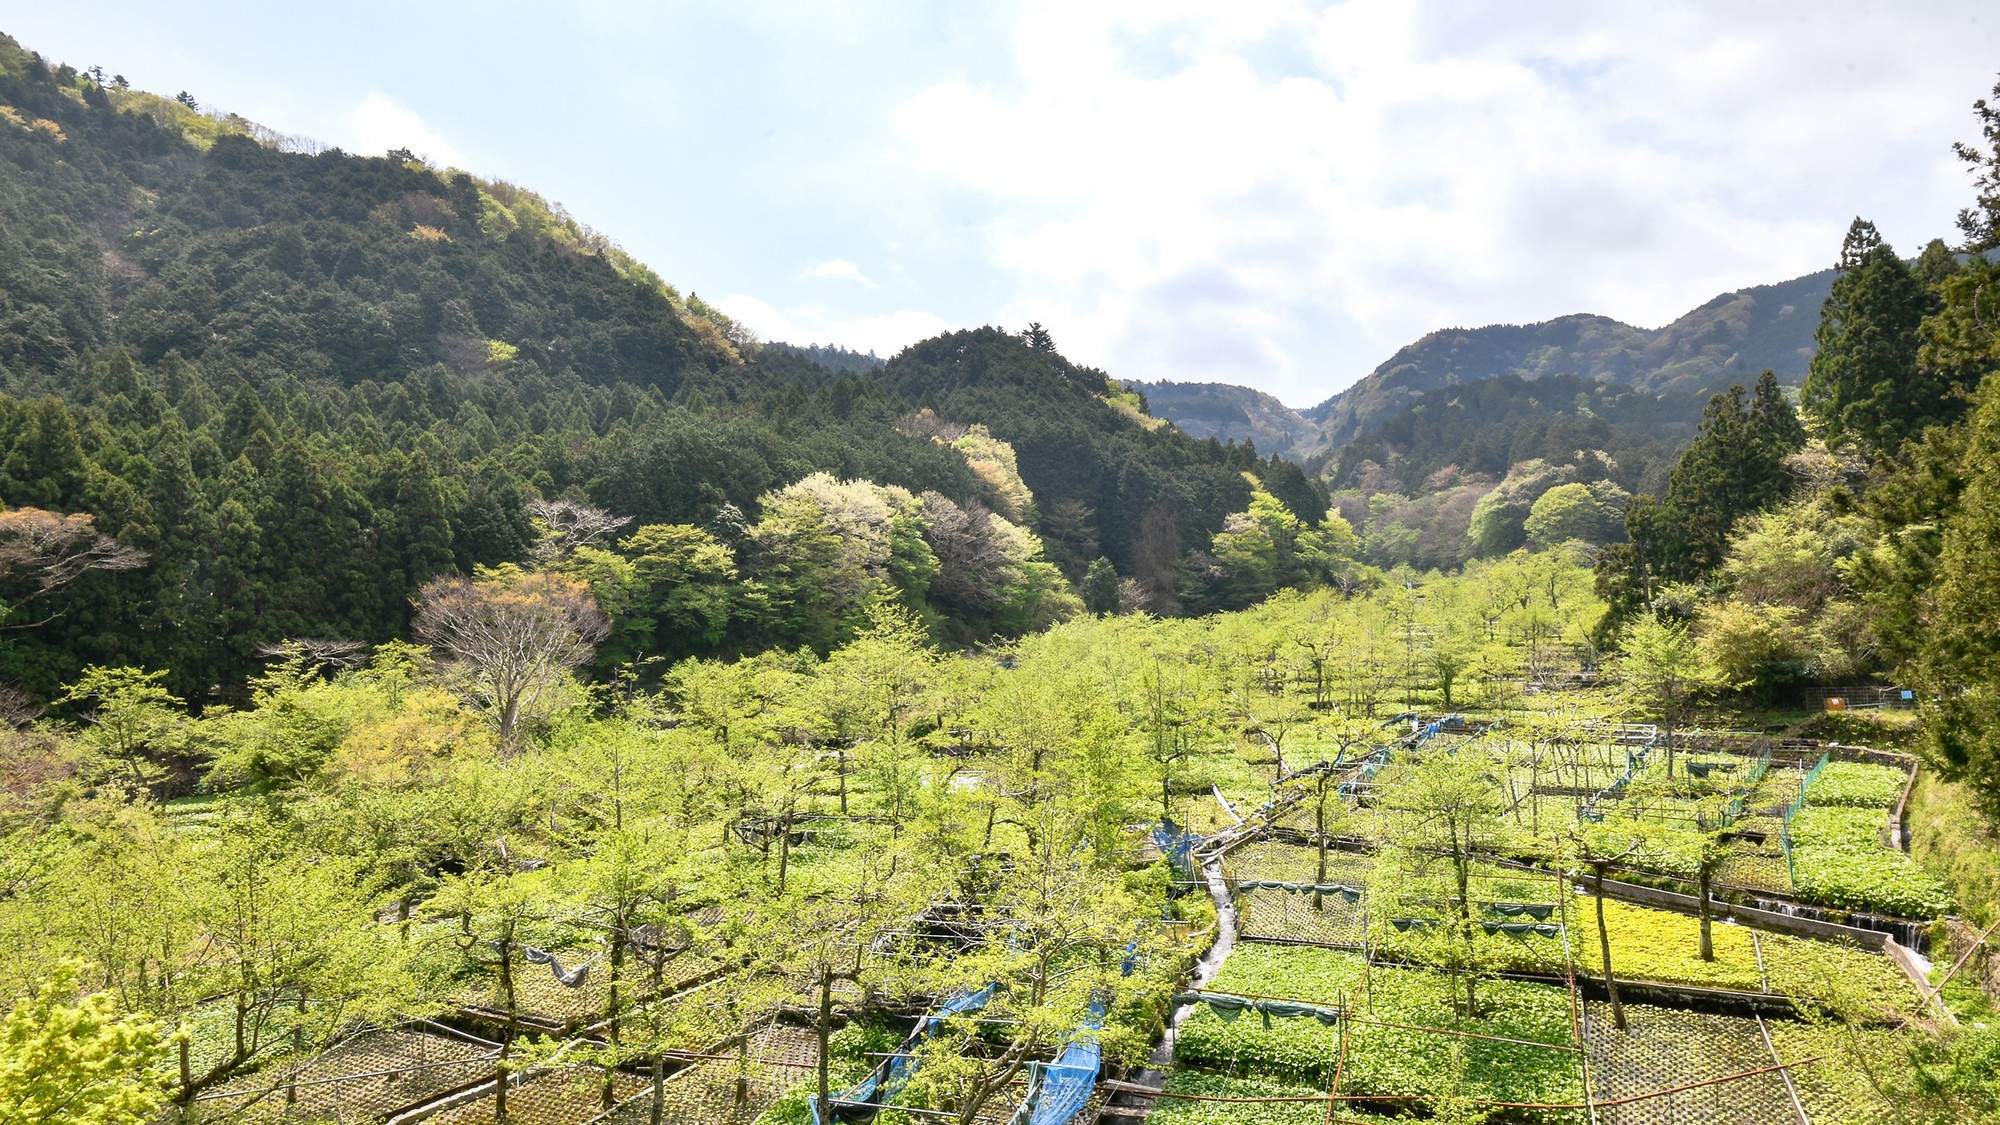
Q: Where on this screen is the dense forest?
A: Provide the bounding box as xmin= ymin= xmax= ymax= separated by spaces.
xmin=9 ymin=25 xmax=2000 ymax=1125
xmin=0 ymin=34 xmax=1336 ymax=701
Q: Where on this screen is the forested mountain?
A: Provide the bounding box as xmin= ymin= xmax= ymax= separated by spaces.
xmin=763 ymin=341 xmax=887 ymax=373
xmin=1140 ymin=270 xmax=1834 ymax=464
xmin=1121 ymin=380 xmax=1328 ymax=461
xmin=0 ymin=33 xmax=1326 ymax=700
xmin=1118 ymin=270 xmax=1846 ymax=574
xmin=1310 ymin=269 xmax=1835 ymax=448
xmin=1323 ymin=371 xmax=1692 ymax=497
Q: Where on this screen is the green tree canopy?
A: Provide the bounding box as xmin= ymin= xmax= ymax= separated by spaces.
xmin=0 ymin=960 xmax=165 ymax=1125
xmin=1914 ymin=376 xmax=2000 ymax=819
xmin=1523 ymin=481 xmax=1621 ymax=548
xmin=1801 ymin=219 xmax=1949 ymax=459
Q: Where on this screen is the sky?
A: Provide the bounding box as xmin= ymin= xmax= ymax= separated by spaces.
xmin=6 ymin=2 xmax=1998 ymax=406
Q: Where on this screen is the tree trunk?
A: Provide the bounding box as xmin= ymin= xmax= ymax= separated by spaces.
xmin=777 ymin=812 xmax=794 ymax=895
xmin=1697 ymin=863 xmax=1715 ymax=962
xmin=1314 ymin=795 xmax=1328 ymax=911
xmin=817 ymin=967 xmax=834 ymax=1115
xmin=500 ymin=691 xmax=521 ymax=750
xmin=1593 ymin=864 xmax=1626 ymax=1032
xmin=288 ymin=992 xmax=305 ymax=1105
xmin=649 ymin=1053 xmax=666 ymax=1125
xmin=603 ymin=932 xmax=625 ymax=1107
xmin=497 ymin=944 xmax=517 ymax=1125
xmin=1455 ymin=848 xmax=1478 ymax=1017
xmin=495 ymin=1038 xmax=510 ymax=1124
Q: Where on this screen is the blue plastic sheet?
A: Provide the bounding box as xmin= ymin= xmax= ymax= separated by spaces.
xmin=1152 ymin=819 xmax=1197 ymax=878
xmin=1025 ymin=999 xmax=1105 ymax=1125
xmin=812 ymin=984 xmax=995 ymax=1124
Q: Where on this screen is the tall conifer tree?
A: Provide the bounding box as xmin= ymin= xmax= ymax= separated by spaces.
xmin=1801 ymin=219 xmax=1944 ymax=458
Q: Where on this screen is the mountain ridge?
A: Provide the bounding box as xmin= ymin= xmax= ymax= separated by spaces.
xmin=0 ymin=31 xmax=1311 ymax=693
xmin=1137 ymin=268 xmax=1834 ymax=463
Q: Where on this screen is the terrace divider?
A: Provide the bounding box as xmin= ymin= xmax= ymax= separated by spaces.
xmin=1578 ymin=876 xmax=1890 ymax=951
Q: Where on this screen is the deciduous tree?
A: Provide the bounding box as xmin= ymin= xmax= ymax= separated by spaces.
xmin=414 ymin=569 xmax=609 ymax=747
xmin=0 ymin=959 xmax=165 ymax=1125
xmin=0 ymin=507 xmax=146 ymax=629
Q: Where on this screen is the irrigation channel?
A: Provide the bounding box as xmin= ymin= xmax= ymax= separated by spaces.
xmin=1098 ymin=842 xmax=1241 ymax=1121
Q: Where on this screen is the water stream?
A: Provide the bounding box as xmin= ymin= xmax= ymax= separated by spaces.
xmin=1134 ymin=841 xmax=1240 ymax=1084
xmin=1735 ymin=894 xmax=1933 ymax=952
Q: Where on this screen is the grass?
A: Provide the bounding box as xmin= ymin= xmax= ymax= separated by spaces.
xmin=1907 ymin=772 xmax=2000 ymax=926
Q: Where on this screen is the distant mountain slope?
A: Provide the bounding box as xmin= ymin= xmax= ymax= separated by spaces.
xmin=1138 ymin=270 xmax=1834 ymax=462
xmin=766 ymin=341 xmax=886 ymax=373
xmin=1627 ymin=268 xmax=1832 ymax=397
xmin=1309 ymin=313 xmax=1650 ymax=449
xmin=1307 ymin=270 xmax=1833 ymax=449
xmin=1121 ymin=380 xmax=1324 ymax=459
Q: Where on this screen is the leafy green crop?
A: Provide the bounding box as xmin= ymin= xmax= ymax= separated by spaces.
xmin=1175 ymin=947 xmax=1584 ymax=1118
xmin=1149 ymin=1072 xmax=1326 ymax=1125
xmin=1203 ymin=944 xmax=1372 ymax=1003
xmin=1576 ymin=898 xmax=1766 ymax=992
xmin=1792 ymin=845 xmax=1955 ymax=917
xmin=1788 ymin=804 xmax=1954 ymax=917
xmin=1789 ymin=806 xmax=1888 ymax=849
xmin=1805 ymin=762 xmax=1907 ymax=808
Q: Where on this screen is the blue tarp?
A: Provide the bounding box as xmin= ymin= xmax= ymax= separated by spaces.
xmin=1023 ymin=999 xmax=1105 ymax=1125
xmin=1007 ymin=940 xmax=1143 ymax=1125
xmin=1152 ymin=819 xmax=1197 ymax=878
xmin=811 ymin=985 xmax=996 ymax=1124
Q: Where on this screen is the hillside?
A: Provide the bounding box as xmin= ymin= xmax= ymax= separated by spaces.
xmin=1139 ymin=270 xmax=1834 ymax=462
xmin=1120 ymin=379 xmax=1326 ymax=460
xmin=1314 ymin=270 xmax=1833 ymax=445
xmin=9 ymin=25 xmax=2000 ymax=1125
xmin=0 ymin=33 xmax=1306 ymax=695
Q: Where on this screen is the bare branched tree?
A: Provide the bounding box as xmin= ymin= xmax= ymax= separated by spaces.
xmin=0 ymin=508 xmax=148 ymax=626
xmin=525 ymin=498 xmax=632 ymax=564
xmin=894 ymin=408 xmax=969 ymax=444
xmin=254 ymin=638 xmax=369 ymax=670
xmin=920 ymin=492 xmax=1032 ymax=614
xmin=414 ymin=572 xmax=610 ymax=746
xmin=0 ymin=683 xmax=42 ymax=728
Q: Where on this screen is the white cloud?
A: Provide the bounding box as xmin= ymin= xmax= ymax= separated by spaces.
xmin=886 ymin=0 xmax=2000 ymax=405
xmin=345 ymin=92 xmax=468 ymax=170
xmin=803 ymin=258 xmax=875 ymax=285
xmin=715 ymin=294 xmax=947 ymax=358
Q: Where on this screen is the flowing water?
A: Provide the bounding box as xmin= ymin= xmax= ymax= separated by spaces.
xmin=1108 ymin=840 xmax=1240 ymax=1116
